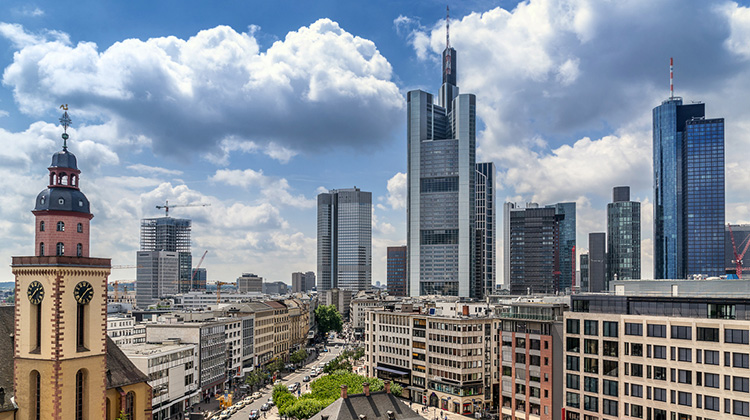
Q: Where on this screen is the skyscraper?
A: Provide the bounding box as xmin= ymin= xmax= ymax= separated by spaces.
xmin=588 ymin=232 xmax=606 ymax=292
xmin=607 ymin=186 xmax=641 ymax=282
xmin=139 ymin=217 xmax=193 ymax=291
xmin=579 ymin=253 xmax=589 ymax=291
xmin=317 ymin=187 xmax=372 ymax=292
xmin=476 ymin=162 xmax=496 ymax=296
xmin=547 ymin=202 xmax=576 ymax=291
xmin=386 ymin=246 xmax=407 ymax=297
xmin=407 ymin=17 xmax=476 ymax=298
xmin=292 ymin=271 xmax=315 ymax=293
xmin=507 ymin=203 xmax=562 ymax=294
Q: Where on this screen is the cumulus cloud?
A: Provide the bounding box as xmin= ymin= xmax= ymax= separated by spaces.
xmin=126 ymin=163 xmax=183 ymax=176
xmin=211 ymin=168 xmax=316 ymax=208
xmin=385 ymin=172 xmax=407 ymax=210
xmin=1 ymin=19 xmax=404 ymax=161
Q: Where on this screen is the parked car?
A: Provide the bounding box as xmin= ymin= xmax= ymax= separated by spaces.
xmin=274 ymin=379 xmax=282 ymax=386
xmin=252 ymin=392 xmax=262 ymax=399
xmin=260 ymin=404 xmax=271 ymax=412
xmin=267 ymin=398 xmax=275 ymax=407
xmin=303 ymin=375 xmax=311 ymax=382
xmin=288 ymin=383 xmax=299 ymax=392
xmin=249 ymin=410 xmax=260 ymax=420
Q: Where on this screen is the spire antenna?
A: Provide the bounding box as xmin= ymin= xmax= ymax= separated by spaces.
xmin=59 ymin=104 xmax=72 ymax=150
xmin=670 ymin=57 xmax=674 ymax=99
xmin=446 ymin=6 xmax=450 ymax=49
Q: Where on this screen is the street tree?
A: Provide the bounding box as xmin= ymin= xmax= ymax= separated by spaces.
xmin=315 ymin=305 xmax=343 ymax=337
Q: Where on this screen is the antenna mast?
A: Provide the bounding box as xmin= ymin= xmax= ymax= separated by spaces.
xmin=446 ymin=6 xmax=450 ymax=49
xmin=670 ymin=57 xmax=674 ymax=99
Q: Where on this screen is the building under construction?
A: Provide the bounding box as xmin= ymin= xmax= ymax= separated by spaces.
xmin=140 ymin=217 xmax=193 ymax=292
xmin=726 ymin=224 xmax=750 ymax=278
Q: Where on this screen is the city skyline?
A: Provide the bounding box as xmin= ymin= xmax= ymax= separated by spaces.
xmin=3 ymin=0 xmax=750 ymax=285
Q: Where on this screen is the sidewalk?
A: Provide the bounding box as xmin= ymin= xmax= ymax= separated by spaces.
xmin=409 ymin=402 xmax=476 ymax=420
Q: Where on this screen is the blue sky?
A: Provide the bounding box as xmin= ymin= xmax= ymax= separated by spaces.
xmin=2 ymin=0 xmax=750 ymax=286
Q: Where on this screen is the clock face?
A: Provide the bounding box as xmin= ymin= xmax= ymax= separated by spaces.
xmin=27 ymin=281 xmax=44 ymax=305
xmin=74 ymin=281 xmax=94 ymax=305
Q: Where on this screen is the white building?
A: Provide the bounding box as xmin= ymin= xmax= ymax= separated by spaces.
xmin=177 ymin=291 xmax=263 ymax=308
xmin=107 ymin=313 xmax=146 ymax=345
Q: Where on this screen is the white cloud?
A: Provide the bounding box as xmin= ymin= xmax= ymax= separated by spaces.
xmin=126 ymin=163 xmax=183 ymax=176
xmin=385 ymin=172 xmax=407 ymax=210
xmin=720 ymin=2 xmax=750 ymax=59
xmin=211 ymin=169 xmax=316 ymax=208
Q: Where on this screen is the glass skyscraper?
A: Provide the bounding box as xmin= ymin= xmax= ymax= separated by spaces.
xmin=653 ymin=97 xmax=724 ymax=278
xmin=386 ymin=246 xmax=407 ymax=297
xmin=317 ymin=187 xmax=372 ymax=292
xmin=407 ymin=27 xmax=476 ymax=297
xmin=547 ymin=202 xmax=576 ymax=291
xmin=476 ymin=162 xmax=496 ymax=296
xmin=607 ymin=186 xmax=641 ymax=283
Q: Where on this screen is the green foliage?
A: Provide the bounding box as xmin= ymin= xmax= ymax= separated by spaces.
xmin=115 ymin=410 xmax=128 ymax=420
xmin=390 ymin=382 xmax=403 ymax=396
xmin=245 ymin=370 xmax=270 ymax=389
xmin=323 ymin=359 xmax=352 ymax=374
xmin=268 ymin=358 xmax=284 ymax=373
xmin=284 ymin=398 xmax=328 ymax=419
xmin=310 ymin=371 xmax=385 ymax=400
xmin=290 ymin=348 xmax=308 ymax=364
xmin=315 ymin=305 xmax=343 ymax=337
xmin=352 ymin=346 xmax=365 ymax=361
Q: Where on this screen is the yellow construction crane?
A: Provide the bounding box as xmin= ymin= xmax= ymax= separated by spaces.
xmin=215 ymin=281 xmax=231 ymax=305
xmin=155 ymin=200 xmax=211 ymax=217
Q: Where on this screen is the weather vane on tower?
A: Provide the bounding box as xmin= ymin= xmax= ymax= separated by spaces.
xmin=59 ymin=104 xmax=71 ymax=150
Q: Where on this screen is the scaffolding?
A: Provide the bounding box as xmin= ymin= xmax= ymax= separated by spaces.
xmin=140 ymin=217 xmax=191 ymax=252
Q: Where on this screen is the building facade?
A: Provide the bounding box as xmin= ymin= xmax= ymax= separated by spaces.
xmin=139 ymin=217 xmax=193 ymax=292
xmin=476 ymin=162 xmax=497 ymax=296
xmin=507 ymin=204 xmax=562 ymax=295
xmin=726 ymin=225 xmax=750 ymax=277
xmin=606 ymin=186 xmax=641 ymax=282
xmin=191 ymin=267 xmax=207 ymax=290
xmin=292 ymin=271 xmax=315 ymax=293
xmin=548 ymin=203 xmax=576 ymax=292
xmin=588 ymin=233 xmax=606 ymax=293
xmin=579 ymin=254 xmax=589 ymax=292
xmin=317 ymin=187 xmax=372 ymax=292
xmin=136 ymin=250 xmax=179 ymax=308
xmin=387 ymin=246 xmax=407 ymax=297
xmin=237 ymin=273 xmax=263 ymax=293
xmin=108 ymin=313 xmax=147 ymax=345
xmin=407 ymin=26 xmax=477 ymax=298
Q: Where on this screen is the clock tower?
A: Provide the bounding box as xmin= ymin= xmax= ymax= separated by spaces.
xmin=12 ymin=107 xmax=110 ymax=420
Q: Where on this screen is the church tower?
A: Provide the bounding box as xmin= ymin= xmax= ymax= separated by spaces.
xmin=12 ymin=107 xmax=110 ymax=420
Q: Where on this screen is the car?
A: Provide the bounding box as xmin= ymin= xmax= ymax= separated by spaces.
xmin=274 ymin=379 xmax=282 ymax=386
xmin=249 ymin=410 xmax=260 ymax=420
xmin=244 ymin=396 xmax=254 ymax=404
xmin=310 ymin=370 xmax=319 ymax=377
xmin=252 ymin=392 xmax=262 ymax=399
xmin=288 ymin=383 xmax=298 ymax=392
xmin=303 ymin=375 xmax=311 ymax=382
xmin=260 ymin=403 xmax=271 ymax=412
xmin=267 ymin=398 xmax=275 ymax=407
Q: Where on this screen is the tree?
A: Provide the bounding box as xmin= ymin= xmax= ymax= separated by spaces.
xmin=268 ymin=358 xmax=284 ymax=374
xmin=390 ymin=382 xmax=403 ymax=396
xmin=352 ymin=347 xmax=365 ymax=361
xmin=290 ymin=349 xmax=308 ymax=365
xmin=245 ymin=370 xmax=269 ymax=391
xmin=315 ymin=305 xmax=343 ymax=337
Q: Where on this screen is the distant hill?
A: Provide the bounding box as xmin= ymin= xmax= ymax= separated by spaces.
xmin=0 ymin=282 xmax=14 ymax=290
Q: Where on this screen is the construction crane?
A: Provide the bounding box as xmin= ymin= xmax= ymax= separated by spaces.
xmin=215 ymin=281 xmax=231 ymax=305
xmin=191 ymin=250 xmax=208 ymax=290
xmin=728 ymin=224 xmax=750 ymax=278
xmin=155 ymin=200 xmax=211 ymax=217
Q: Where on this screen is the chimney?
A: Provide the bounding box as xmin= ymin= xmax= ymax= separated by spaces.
xmin=363 ymin=382 xmax=370 ymax=396
xmin=359 ymin=415 xmax=367 ymax=420
xmin=387 ymin=411 xmax=395 ymax=420
xmin=462 ymin=305 xmax=469 ymax=316
xmin=322 ymin=417 xmax=329 ymax=420
xmin=341 ymin=385 xmax=348 ymax=399
xmin=384 ymin=380 xmax=391 ymax=394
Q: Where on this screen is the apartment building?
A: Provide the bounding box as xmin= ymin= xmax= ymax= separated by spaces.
xmin=224 ymin=318 xmax=244 ymax=383
xmin=107 ymin=313 xmax=146 ymax=345
xmin=365 ymin=304 xmax=497 ymax=416
xmin=246 ymin=301 xmax=275 ymax=366
xmin=564 ymin=294 xmax=750 ymax=420
xmin=267 ymin=300 xmax=291 ymax=361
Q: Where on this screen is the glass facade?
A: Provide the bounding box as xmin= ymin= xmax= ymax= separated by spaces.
xmin=684 ymin=118 xmax=725 ymax=277
xmin=475 ymin=162 xmax=496 ymax=296
xmin=508 ymin=206 xmax=560 ymax=294
xmin=387 ymin=246 xmax=407 ymax=297
xmin=548 ymin=202 xmax=576 ymax=291
xmin=607 ymin=186 xmax=641 ymax=282
xmin=139 ymin=217 xmax=192 ymax=293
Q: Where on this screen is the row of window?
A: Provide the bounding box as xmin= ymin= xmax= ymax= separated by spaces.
xmin=40 ymin=242 xmax=83 ymax=257
xmin=40 ymin=221 xmax=84 ymax=233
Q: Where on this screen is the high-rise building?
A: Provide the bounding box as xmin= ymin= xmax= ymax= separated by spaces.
xmin=135 ymin=250 xmax=179 ymax=307
xmin=237 ymin=273 xmax=263 ymax=293
xmin=191 ymin=267 xmax=207 ymax=290
xmin=317 ymin=187 xmax=372 ymax=292
xmin=292 ymin=271 xmax=315 ymax=293
xmin=476 ymin=162 xmax=496 ymax=296
xmin=579 ymin=253 xmax=589 ymax=291
xmin=503 ymin=202 xmax=514 ymax=289
xmin=387 ymin=246 xmax=407 ymax=297
xmin=684 ymin=117 xmax=725 ymax=277
xmin=547 ymin=202 xmax=576 ymax=291
xmin=507 ymin=203 xmax=561 ymax=294
xmin=653 ymin=95 xmax=725 ymax=278
xmin=726 ymin=225 xmax=750 ymax=277
xmin=139 ymin=216 xmax=193 ymax=292
xmin=588 ymin=232 xmax=606 ymax=292
xmin=407 ymin=21 xmax=476 ymax=298
xmin=606 ymin=186 xmax=641 ymax=282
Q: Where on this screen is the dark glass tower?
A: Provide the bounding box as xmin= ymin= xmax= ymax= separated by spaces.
xmin=683 ymin=118 xmax=725 ymax=277
xmin=508 ymin=205 xmax=561 ymax=294
xmin=588 ymin=232 xmax=606 ymax=292
xmin=476 ymin=162 xmax=496 ymax=296
xmin=607 ymin=186 xmax=641 ymax=283
xmin=547 ymin=202 xmax=576 ymax=291
xmin=386 ymin=246 xmax=407 ymax=297
xmin=653 ymin=98 xmax=704 ymax=279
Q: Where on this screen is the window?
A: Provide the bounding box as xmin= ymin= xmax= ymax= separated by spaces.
xmin=647 ymin=324 xmax=666 ymax=338
xmin=567 ymin=337 xmax=580 ymax=353
xmin=678 ymin=391 xmax=692 ymax=407
xmin=602 ymin=399 xmax=617 ymax=416
xmin=567 ymin=319 xmax=580 ymax=334
xmin=584 ymin=376 xmax=598 ymax=393
xmin=77 ymin=223 xmax=83 ymax=233
xmin=602 ymin=379 xmax=617 ymax=396
xmin=630 ymin=404 xmax=643 ymax=418
xmin=653 ymin=345 xmax=667 ymax=359
xmin=583 ymin=395 xmax=598 ymax=412
xmin=631 ymin=384 xmax=643 ymax=398
xmin=584 ymin=358 xmax=598 ymax=374
xmin=708 ymin=303 xmax=735 ymax=319
xmin=584 ymin=320 xmax=598 ymax=336
xmin=77 ymin=304 xmax=85 ymax=350
xmin=603 ymin=360 xmax=618 ymax=377
xmin=57 ymin=221 xmax=64 ymax=231
xmin=39 ymin=242 xmax=44 ymax=257
xmin=603 ymin=341 xmax=618 ymax=357
xmin=75 ymin=369 xmax=85 ymax=420
xmin=603 ymin=321 xmax=618 ymax=337
xmin=654 ymin=408 xmax=666 ymax=420
xmin=705 ymin=373 xmax=720 ymax=388
xmin=705 ymin=350 xmax=720 ymax=365
xmin=631 ymin=343 xmax=643 ymax=356
xmin=697 ymin=327 xmax=720 ymax=342
xmin=735 ymin=400 xmax=750 ymax=417
xmin=654 ymin=366 xmax=666 ymax=380
xmin=671 ymin=325 xmax=692 ymax=340
xmin=31 ymin=370 xmax=40 ymax=420
xmin=705 ymin=395 xmax=720 ymax=411
xmin=567 ymin=355 xmax=580 ymax=371
xmin=734 ymin=353 xmax=750 ymax=369
xmin=125 ymin=391 xmax=135 ymax=418
xmin=625 ymin=322 xmax=643 ymax=336
xmin=630 ymin=363 xmax=642 ymax=377
xmin=566 ymin=374 xmax=580 ymax=390
xmin=726 ymin=329 xmax=750 ymax=344
xmin=584 ymin=339 xmax=598 ymax=355
xmin=734 ymin=376 xmax=750 ymax=393
xmin=56 ymin=242 xmax=64 ymax=256
xmin=678 ymin=369 xmax=691 ymax=384
xmin=678 ymin=347 xmax=692 ymax=362
xmin=566 ymin=392 xmax=580 ymax=408
xmin=76 ymin=244 xmax=82 ymax=257
xmin=653 ymin=387 xmax=667 ymax=402
xmin=40 ymin=221 xmax=45 ymax=232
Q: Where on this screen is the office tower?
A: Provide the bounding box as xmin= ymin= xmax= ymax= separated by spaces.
xmin=407 ymin=20 xmax=476 ymax=298
xmin=237 ymin=273 xmax=263 ymax=293
xmin=579 ymin=253 xmax=589 ymax=291
xmin=136 ymin=250 xmax=179 ymax=307
xmin=507 ymin=204 xmax=561 ymax=294
xmin=684 ymin=118 xmax=725 ymax=277
xmin=139 ymin=217 xmax=193 ymax=291
xmin=476 ymin=162 xmax=496 ymax=296
xmin=726 ymin=225 xmax=750 ymax=277
xmin=191 ymin=267 xmax=207 ymax=290
xmin=547 ymin=202 xmax=576 ymax=291
xmin=317 ymin=187 xmax=372 ymax=292
xmin=292 ymin=271 xmax=315 ymax=293
xmin=503 ymin=202 xmax=515 ymax=289
xmin=387 ymin=246 xmax=407 ymax=297
xmin=606 ymin=186 xmax=641 ymax=283
xmin=588 ymin=232 xmax=606 ymax=292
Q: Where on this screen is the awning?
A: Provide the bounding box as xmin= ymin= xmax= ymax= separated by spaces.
xmin=376 ymin=366 xmax=409 ymax=376
xmin=406 ymin=386 xmax=424 ymax=391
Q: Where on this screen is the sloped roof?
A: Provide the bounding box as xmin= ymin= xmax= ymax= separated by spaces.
xmin=309 ymin=391 xmax=422 ymax=420
xmin=0 ymin=306 xmax=16 ymax=412
xmin=106 ymin=336 xmax=150 ymax=389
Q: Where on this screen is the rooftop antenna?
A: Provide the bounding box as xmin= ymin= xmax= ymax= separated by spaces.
xmin=446 ymin=6 xmax=450 ymax=49
xmin=59 ymin=104 xmax=71 ymax=150
xmin=670 ymin=57 xmax=674 ymax=99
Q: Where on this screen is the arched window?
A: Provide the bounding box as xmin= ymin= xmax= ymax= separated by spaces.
xmin=40 ymin=221 xmax=45 ymax=232
xmin=39 ymin=242 xmax=45 ymax=257
xmin=77 ymin=223 xmax=83 ymax=233
xmin=49 ymin=172 xmax=55 ymax=185
xmin=77 ymin=243 xmax=82 ymax=257
xmin=124 ymin=391 xmax=135 ymax=418
xmin=56 ymin=242 xmax=64 ymax=256
xmin=75 ymin=369 xmax=86 ymax=420
xmin=106 ymin=397 xmax=111 ymax=420
xmin=59 ymin=173 xmax=68 ymax=186
xmin=77 ymin=303 xmax=85 ymax=350
xmin=72 ymin=174 xmax=78 ymax=187
xmin=30 ymin=370 xmax=40 ymax=420
xmin=57 ymin=221 xmax=65 ymax=232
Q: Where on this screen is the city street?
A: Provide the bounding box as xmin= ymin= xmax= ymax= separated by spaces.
xmin=226 ymin=343 xmax=344 ymax=420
